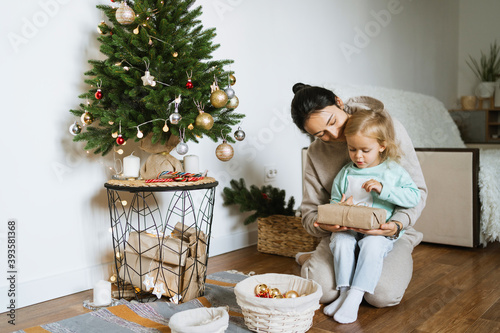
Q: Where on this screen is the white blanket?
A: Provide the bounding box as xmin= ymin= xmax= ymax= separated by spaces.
xmin=479 ymin=149 xmax=500 ymax=246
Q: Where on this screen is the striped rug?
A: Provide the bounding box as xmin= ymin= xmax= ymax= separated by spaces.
xmin=15 ymin=271 xmax=251 ymax=333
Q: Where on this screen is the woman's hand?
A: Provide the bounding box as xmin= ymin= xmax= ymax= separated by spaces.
xmin=314 ymin=220 xmax=401 ymax=236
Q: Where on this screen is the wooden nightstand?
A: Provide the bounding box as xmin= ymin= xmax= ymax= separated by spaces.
xmin=449 ymin=102 xmax=500 ymax=143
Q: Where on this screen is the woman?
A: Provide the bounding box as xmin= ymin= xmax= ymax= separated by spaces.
xmin=291 ymin=83 xmax=427 ymax=307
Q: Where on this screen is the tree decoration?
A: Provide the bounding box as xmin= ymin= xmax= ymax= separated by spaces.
xmin=116 ymin=135 xmax=125 ymax=145
xmin=95 ymin=80 xmax=103 ymax=100
xmin=185 ymin=70 xmax=194 ymax=89
xmin=69 ymin=0 xmax=245 ymax=156
xmin=169 ymin=96 xmax=182 ymax=125
xmin=97 ymin=21 xmax=107 ymax=35
xmin=69 ymin=122 xmax=82 ymax=135
xmin=194 ymin=101 xmax=214 ymax=130
xmin=225 ymin=86 xmax=235 ymax=99
xmin=216 ymin=140 xmax=233 ymax=161
xmin=136 ymin=126 xmax=144 ymax=138
xmin=210 ymin=78 xmax=228 ymax=108
xmin=176 ymin=128 xmax=189 ymax=155
xmin=222 ymin=178 xmax=296 ymax=225
xmin=225 ymin=73 xmax=235 ymax=98
xmin=226 ymin=95 xmax=239 ymax=109
xmin=116 ymin=121 xmax=125 ymax=145
xmin=230 ymin=74 xmax=236 ymax=85
xmin=234 ymin=126 xmax=245 ymax=141
xmin=115 ymin=1 xmax=135 ymax=25
xmin=215 ymin=132 xmax=233 ymax=161
xmin=81 ymin=111 xmax=94 ymax=125
xmin=163 ymin=121 xmax=169 ymax=132
xmin=141 ymin=61 xmax=156 ymax=87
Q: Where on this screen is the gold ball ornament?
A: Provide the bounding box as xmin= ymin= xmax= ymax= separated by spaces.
xmin=116 ymin=2 xmax=135 ymax=25
xmin=284 ymin=290 xmax=299 ymax=298
xmin=81 ymin=111 xmax=94 ymax=125
xmin=269 ymin=288 xmax=282 ymax=298
xmin=109 ymin=274 xmax=117 ymax=283
xmin=230 ymin=74 xmax=236 ymax=85
xmin=216 ymin=141 xmax=234 ymax=162
xmin=195 ymin=112 xmax=214 ymax=130
xmin=226 ymin=95 xmax=239 ymax=109
xmin=254 ymin=284 xmax=269 ymax=296
xmin=210 ymin=90 xmax=228 ymax=108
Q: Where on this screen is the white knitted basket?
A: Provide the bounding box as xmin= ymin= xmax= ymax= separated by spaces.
xmin=168 ymin=307 xmax=229 ymax=333
xmin=234 ymin=274 xmax=322 ymax=333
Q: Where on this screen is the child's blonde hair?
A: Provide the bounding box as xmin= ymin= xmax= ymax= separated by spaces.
xmin=344 ymin=109 xmax=401 ymax=163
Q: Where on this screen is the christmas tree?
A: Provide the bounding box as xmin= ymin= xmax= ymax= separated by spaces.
xmin=222 ymin=178 xmax=296 ymax=225
xmin=69 ymin=0 xmax=244 ymax=156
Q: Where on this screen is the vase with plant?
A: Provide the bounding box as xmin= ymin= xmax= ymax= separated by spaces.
xmin=466 ymin=41 xmax=500 ymax=98
xmin=222 ymin=178 xmax=319 ymax=257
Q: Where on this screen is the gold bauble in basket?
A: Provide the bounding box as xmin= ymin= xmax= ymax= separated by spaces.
xmin=284 ymin=290 xmax=299 ymax=298
xmin=254 ymin=284 xmax=269 ymax=296
xmin=269 ymin=288 xmax=281 ymax=298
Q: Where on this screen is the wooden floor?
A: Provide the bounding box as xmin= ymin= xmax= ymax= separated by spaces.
xmin=2 ymin=242 xmax=500 ymax=333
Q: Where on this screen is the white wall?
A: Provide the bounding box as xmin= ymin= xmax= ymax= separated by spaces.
xmin=0 ymin=0 xmax=459 ymax=309
xmin=457 ymin=0 xmax=500 ymax=99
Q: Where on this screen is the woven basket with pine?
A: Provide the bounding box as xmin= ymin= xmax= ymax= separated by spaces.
xmin=222 ymin=179 xmax=319 ymax=257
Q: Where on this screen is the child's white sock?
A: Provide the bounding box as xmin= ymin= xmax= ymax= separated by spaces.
xmin=333 ymin=288 xmax=364 ymax=324
xmin=323 ymin=287 xmax=348 ymax=316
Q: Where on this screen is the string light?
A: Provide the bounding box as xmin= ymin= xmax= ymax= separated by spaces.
xmin=136 ymin=127 xmax=144 ymax=138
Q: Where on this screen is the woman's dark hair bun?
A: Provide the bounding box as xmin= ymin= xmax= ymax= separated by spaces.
xmin=292 ymin=83 xmax=311 ymax=94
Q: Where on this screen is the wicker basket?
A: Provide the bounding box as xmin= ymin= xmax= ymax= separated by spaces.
xmin=257 ymin=215 xmax=320 ymax=257
xmin=234 ymin=273 xmax=322 ymax=333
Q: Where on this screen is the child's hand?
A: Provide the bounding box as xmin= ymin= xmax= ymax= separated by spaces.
xmin=340 ymin=193 xmax=354 ymax=205
xmin=362 ymin=179 xmax=382 ymax=194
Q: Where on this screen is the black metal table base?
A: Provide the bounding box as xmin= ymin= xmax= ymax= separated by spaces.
xmin=105 ymin=181 xmax=217 ymax=303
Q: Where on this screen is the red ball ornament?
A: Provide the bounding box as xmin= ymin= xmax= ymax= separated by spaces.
xmin=95 ymin=89 xmax=103 ymax=100
xmin=116 ymin=135 xmax=125 ymax=145
xmin=186 ymin=79 xmax=193 ymax=89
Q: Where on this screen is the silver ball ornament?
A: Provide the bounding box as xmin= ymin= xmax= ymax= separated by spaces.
xmin=176 ymin=141 xmax=189 ymax=155
xmin=69 ymin=122 xmax=82 ymax=135
xmin=224 ymin=87 xmax=235 ymax=99
xmin=169 ymin=112 xmax=182 ymax=125
xmin=234 ymin=128 xmax=246 ymax=141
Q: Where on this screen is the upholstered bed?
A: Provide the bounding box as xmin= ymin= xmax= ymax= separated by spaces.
xmin=302 ymin=83 xmax=499 ymax=247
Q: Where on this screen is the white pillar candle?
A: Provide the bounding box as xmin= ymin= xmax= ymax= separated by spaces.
xmin=123 ymin=152 xmax=140 ymax=178
xmin=93 ymin=280 xmax=111 ymax=306
xmin=183 ymin=155 xmax=199 ymax=174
